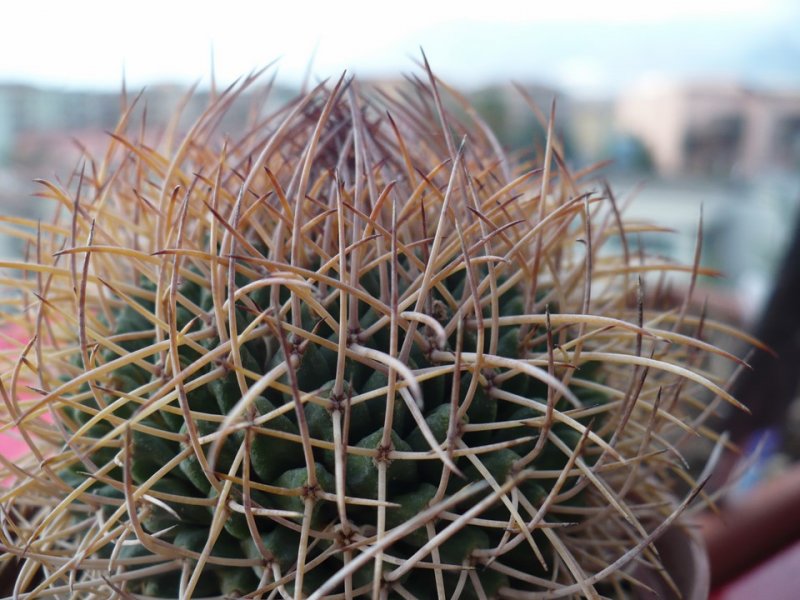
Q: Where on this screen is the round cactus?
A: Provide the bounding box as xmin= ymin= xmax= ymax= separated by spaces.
xmin=0 ymin=68 xmax=748 ymax=598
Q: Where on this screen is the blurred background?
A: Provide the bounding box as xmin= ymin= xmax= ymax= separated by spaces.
xmin=1 ymin=0 xmax=800 ymax=472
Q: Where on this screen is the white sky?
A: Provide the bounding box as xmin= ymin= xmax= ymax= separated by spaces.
xmin=0 ymin=0 xmax=796 ymax=91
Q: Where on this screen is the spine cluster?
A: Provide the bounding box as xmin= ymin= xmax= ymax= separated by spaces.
xmin=0 ymin=68 xmax=747 ymax=598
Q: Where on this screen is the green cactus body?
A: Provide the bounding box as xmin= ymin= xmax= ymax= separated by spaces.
xmin=0 ymin=66 xmax=746 ymax=599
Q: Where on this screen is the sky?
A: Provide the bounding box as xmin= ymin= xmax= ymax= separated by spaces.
xmin=1 ymin=0 xmax=798 ymax=96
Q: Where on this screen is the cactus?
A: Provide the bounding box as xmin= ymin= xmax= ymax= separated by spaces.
xmin=0 ymin=67 xmax=749 ymax=598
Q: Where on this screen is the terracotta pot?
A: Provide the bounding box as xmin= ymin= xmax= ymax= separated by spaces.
xmin=632 ymin=525 xmax=710 ymax=600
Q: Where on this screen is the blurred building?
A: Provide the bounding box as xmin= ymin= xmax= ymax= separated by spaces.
xmin=0 ymin=85 xmax=121 ymax=163
xmin=616 ymin=80 xmax=800 ymax=179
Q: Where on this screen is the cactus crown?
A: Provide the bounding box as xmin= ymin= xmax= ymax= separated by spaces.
xmin=0 ymin=68 xmax=746 ymax=598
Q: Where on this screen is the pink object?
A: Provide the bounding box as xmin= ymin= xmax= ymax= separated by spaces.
xmin=0 ymin=324 xmax=35 ymax=464
xmin=0 ymin=433 xmax=29 ymax=461
xmin=702 ymin=464 xmax=800 ymax=599
xmin=711 ymin=539 xmax=800 ymax=600
xmin=702 ymin=464 xmax=800 ymax=588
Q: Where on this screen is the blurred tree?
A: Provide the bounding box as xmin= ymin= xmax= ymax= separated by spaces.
xmin=469 ymin=86 xmax=575 ymax=164
xmin=610 ymin=135 xmax=654 ymax=173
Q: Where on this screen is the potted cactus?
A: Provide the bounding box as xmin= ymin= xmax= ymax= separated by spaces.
xmin=0 ymin=67 xmax=748 ymax=598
